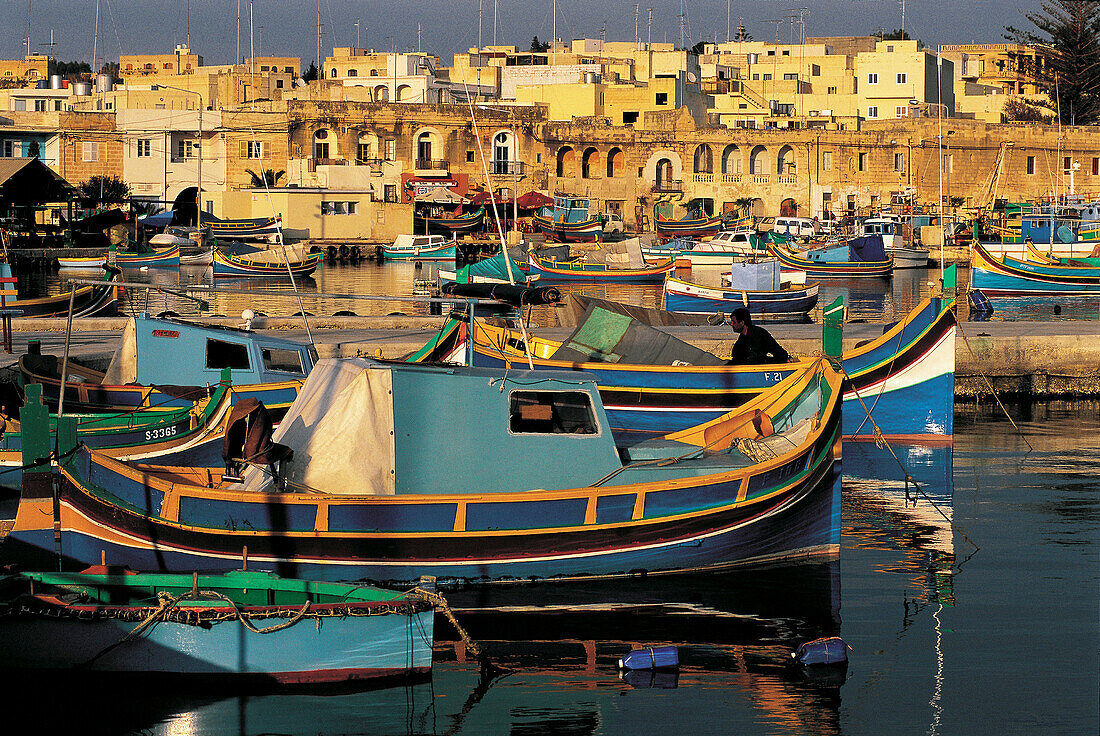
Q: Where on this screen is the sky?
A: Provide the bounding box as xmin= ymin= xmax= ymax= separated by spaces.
xmin=8 ymin=0 xmax=1046 ymax=71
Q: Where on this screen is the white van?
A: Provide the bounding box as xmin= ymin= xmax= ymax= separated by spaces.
xmin=774 ymin=217 xmax=819 ymax=238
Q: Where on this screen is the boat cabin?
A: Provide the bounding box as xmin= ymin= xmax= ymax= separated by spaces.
xmin=549 ymin=196 xmax=594 ymax=224
xmin=106 ymin=313 xmax=315 ymax=388
xmin=391 ymin=234 xmax=452 ymax=250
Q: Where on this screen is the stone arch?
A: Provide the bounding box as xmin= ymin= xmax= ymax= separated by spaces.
xmin=556 ymin=146 xmax=576 ymax=177
xmin=373 ymin=85 xmax=389 ymax=101
xmin=656 ymin=158 xmax=674 ymax=184
xmin=414 ymin=127 xmax=444 ymax=166
xmin=607 ymin=147 xmax=625 ymax=178
xmin=644 ymin=150 xmax=683 ymax=184
xmin=749 ymin=145 xmax=769 ymax=175
xmin=396 ymin=84 xmax=414 ymax=101
xmin=693 ymin=144 xmax=713 ymax=174
xmin=780 ymin=197 xmax=799 ymax=216
xmin=721 ymin=144 xmax=742 ymax=174
xmin=777 ymin=145 xmax=797 ymax=175
xmin=581 ymin=147 xmax=601 ymax=179
xmin=356 ymin=131 xmax=379 ymax=163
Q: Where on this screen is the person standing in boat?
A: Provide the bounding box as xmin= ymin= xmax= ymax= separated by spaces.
xmin=727 ymin=307 xmax=790 ymax=365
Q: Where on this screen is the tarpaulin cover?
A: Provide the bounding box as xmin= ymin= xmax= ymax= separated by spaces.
xmin=242 ymin=359 xmax=396 ymax=495
xmin=550 ymin=302 xmax=725 ymax=366
xmin=848 ymin=235 xmax=887 ymax=262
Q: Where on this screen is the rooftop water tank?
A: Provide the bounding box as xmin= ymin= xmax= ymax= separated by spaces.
xmin=95 ymin=74 xmax=113 ymax=93
xmin=583 ymin=71 xmax=597 ymax=84
xmin=49 ymin=74 xmax=63 ymax=89
xmin=73 ymin=82 xmax=92 ymax=96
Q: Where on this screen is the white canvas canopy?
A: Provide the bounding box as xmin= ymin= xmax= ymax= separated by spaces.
xmin=235 ymin=243 xmax=317 ymax=265
xmin=582 ymin=237 xmax=646 ymax=269
xmin=241 ymin=359 xmax=396 ymax=495
xmin=415 ymin=187 xmax=468 ymax=204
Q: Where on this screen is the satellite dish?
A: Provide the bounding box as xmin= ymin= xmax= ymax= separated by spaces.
xmin=687 ymin=72 xmax=698 ymax=83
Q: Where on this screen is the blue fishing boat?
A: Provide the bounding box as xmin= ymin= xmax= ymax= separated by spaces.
xmin=0 ymin=568 xmax=434 ymax=685
xmin=17 ymin=313 xmax=312 ymax=416
xmin=664 ymin=275 xmax=819 ymax=316
xmin=533 ymin=196 xmax=605 ymax=242
xmin=381 ymin=234 xmax=456 ymax=261
xmin=212 ymin=245 xmax=322 ymax=278
xmin=769 ymin=236 xmax=894 ymax=278
xmin=970 ymin=241 xmax=1100 ymax=295
xmin=6 ymin=356 xmax=844 ymax=584
xmin=202 ymin=214 xmax=283 ymax=241
xmin=527 ymin=252 xmax=675 ymax=283
xmin=455 ymin=296 xmax=956 ymax=443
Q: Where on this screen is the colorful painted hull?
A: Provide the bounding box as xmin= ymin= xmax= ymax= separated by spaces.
xmin=533 ymin=214 xmax=604 ymax=242
xmin=201 ymin=215 xmax=283 ymax=240
xmin=0 ymin=570 xmax=433 ymax=684
xmin=971 ymin=242 xmax=1100 ymax=295
xmin=57 ymin=256 xmax=106 ymax=269
xmin=663 ymin=276 xmax=820 ymax=315
xmin=414 ymin=208 xmax=484 ymax=233
xmin=381 ymin=243 xmax=457 ymax=261
xmin=6 ymin=362 xmax=844 ymax=584
xmin=656 ymin=214 xmax=723 ymax=239
xmin=467 ymin=298 xmax=956 ymax=442
xmin=769 ymin=244 xmax=894 ymax=278
xmin=7 ymin=278 xmax=119 ymax=318
xmin=116 ymin=244 xmax=181 ymax=268
xmin=527 ymin=253 xmax=675 ymax=283
xmin=212 ymin=249 xmax=322 ymax=278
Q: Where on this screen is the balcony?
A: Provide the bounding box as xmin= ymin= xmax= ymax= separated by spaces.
xmin=652 ymin=179 xmax=683 ymax=193
xmin=691 ymin=173 xmax=714 ymax=184
xmin=415 ymin=158 xmax=450 ymax=176
xmin=490 ymin=160 xmax=526 ymax=176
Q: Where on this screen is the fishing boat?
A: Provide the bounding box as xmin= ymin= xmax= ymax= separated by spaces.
xmin=3 ymin=265 xmax=119 ymax=318
xmin=441 ymin=296 xmax=956 ymax=443
xmin=857 ymin=217 xmax=929 ymax=269
xmin=655 ymin=212 xmax=724 ymax=240
xmin=527 ymin=252 xmax=675 ymax=283
xmin=116 ymin=244 xmax=181 ymax=268
xmin=17 ymin=313 xmax=312 ymax=416
xmin=769 ymin=236 xmax=894 ymax=278
xmin=438 ymin=251 xmax=537 ymax=284
xmin=202 ymin=214 xmax=284 ymax=241
xmin=0 ymin=379 xmax=233 ymax=493
xmin=57 ymin=255 xmax=106 ymax=269
xmin=5 ymin=355 xmax=844 ymax=583
xmin=671 ymin=229 xmax=772 ymax=267
xmin=533 ymin=196 xmax=604 ymax=242
xmin=413 ymin=207 xmax=485 ymax=235
xmin=664 ymin=275 xmax=820 ymax=316
xmin=212 ymin=244 xmax=322 ymax=278
xmin=0 ymin=568 xmax=434 ymax=685
xmin=381 ymin=234 xmax=456 ymax=261
xmin=970 ymin=241 xmax=1100 ymax=295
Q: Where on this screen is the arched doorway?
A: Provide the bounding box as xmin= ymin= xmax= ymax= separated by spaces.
xmin=777 ymin=145 xmax=796 ymax=175
xmin=780 ymin=197 xmax=799 ymax=216
xmin=721 ymin=144 xmax=741 ymax=174
xmin=581 ymin=147 xmax=600 ymax=179
xmin=556 ymin=146 xmax=576 ymax=177
xmin=607 ymin=147 xmax=625 ymax=178
xmin=693 ymin=144 xmax=713 ymax=174
xmin=749 ymin=145 xmax=769 ymax=175
xmin=656 ymin=157 xmax=674 ymax=185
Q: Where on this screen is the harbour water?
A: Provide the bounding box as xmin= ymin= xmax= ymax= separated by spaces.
xmin=34 ymin=259 xmax=1100 ymax=325
xmin=7 ymin=401 xmax=1096 ymax=735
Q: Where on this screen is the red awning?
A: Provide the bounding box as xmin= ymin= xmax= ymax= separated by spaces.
xmin=516 ymin=191 xmax=553 ymax=209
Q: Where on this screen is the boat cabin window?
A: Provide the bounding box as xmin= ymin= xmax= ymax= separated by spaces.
xmin=206 ymin=338 xmax=251 ymax=370
xmin=509 ymin=391 xmax=598 ymax=435
xmin=262 ymin=347 xmax=304 ymax=374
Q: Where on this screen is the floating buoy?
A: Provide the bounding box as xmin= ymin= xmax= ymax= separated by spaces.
xmin=618 ymin=645 xmax=679 ymax=671
xmin=968 ymin=288 xmax=993 ymax=314
xmin=791 ymin=637 xmax=848 ymax=666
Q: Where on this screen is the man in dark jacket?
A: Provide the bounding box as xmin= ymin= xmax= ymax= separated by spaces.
xmin=728 ymin=307 xmax=790 ymax=364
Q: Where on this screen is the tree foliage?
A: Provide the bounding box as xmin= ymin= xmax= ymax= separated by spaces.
xmin=78 ymin=175 xmax=131 ymax=206
xmin=1005 ymin=0 xmax=1100 ymax=124
xmin=302 ymin=62 xmax=319 ymax=82
xmin=733 ymin=23 xmax=753 ymax=42
xmin=530 ymin=36 xmax=550 ymax=52
xmin=1002 ymin=97 xmax=1055 ymax=123
xmin=55 ymin=60 xmax=92 ymax=79
xmin=878 ymin=28 xmax=911 ymax=40
xmin=246 ymin=169 xmax=285 ymax=187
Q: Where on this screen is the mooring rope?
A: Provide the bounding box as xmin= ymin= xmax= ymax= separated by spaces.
xmin=953 ymin=320 xmax=1035 ymax=453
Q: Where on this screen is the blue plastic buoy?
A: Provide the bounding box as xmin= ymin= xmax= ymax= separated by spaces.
xmin=618 ymin=645 xmax=679 ymax=671
xmin=792 ymin=637 xmax=848 ymax=666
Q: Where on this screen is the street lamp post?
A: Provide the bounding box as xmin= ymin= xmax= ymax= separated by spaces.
xmin=154 ymin=84 xmax=202 ymax=227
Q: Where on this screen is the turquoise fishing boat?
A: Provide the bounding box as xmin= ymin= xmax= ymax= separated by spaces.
xmin=768 ymin=236 xmax=894 ymax=278
xmin=6 ymin=355 xmax=844 ymax=584
xmin=970 ymin=241 xmax=1100 ymax=295
xmin=0 ymin=568 xmax=434 ymax=686
xmin=533 ymin=196 xmax=605 ymax=242
xmin=17 ymin=313 xmax=312 ymax=416
xmin=527 ymin=252 xmax=675 ymax=283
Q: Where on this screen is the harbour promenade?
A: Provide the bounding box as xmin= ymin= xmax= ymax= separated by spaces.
xmin=8 ymin=312 xmax=1100 ymax=399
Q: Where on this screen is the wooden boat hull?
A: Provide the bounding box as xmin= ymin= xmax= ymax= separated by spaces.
xmin=7 ymin=363 xmax=844 ymax=584
xmin=971 ymin=242 xmax=1100 ymax=295
xmin=533 ymin=214 xmax=604 ymax=242
xmin=381 ymin=244 xmax=456 ymax=261
xmin=414 ymin=208 xmax=484 ymax=234
xmin=664 ymin=276 xmax=819 ymax=315
xmin=0 ymin=571 xmax=433 ymax=684
xmin=212 ymin=249 xmax=322 ymax=277
xmin=8 ymin=278 xmax=119 ymax=318
xmin=116 ymin=244 xmax=181 ymax=268
xmin=468 ymin=298 xmax=956 ymax=442
xmin=202 ymin=215 xmax=283 ymax=240
xmin=656 ymin=215 xmax=723 ymax=239
xmin=769 ymin=244 xmax=894 ymax=278
xmin=527 ymin=253 xmax=675 ymax=283
xmin=58 ymin=257 xmax=106 ymax=269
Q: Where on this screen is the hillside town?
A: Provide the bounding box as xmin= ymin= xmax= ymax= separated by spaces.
xmin=0 ymin=33 xmax=1095 ymax=244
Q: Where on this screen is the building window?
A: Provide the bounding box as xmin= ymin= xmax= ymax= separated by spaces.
xmin=867 ymin=73 xmax=878 ymax=84
xmin=896 ymin=106 xmax=908 ymax=117
xmin=54 ymin=100 xmax=62 ymax=111
xmin=858 ymin=152 xmax=867 ymax=172
xmin=762 ymin=73 xmax=772 ymax=80
xmin=1092 ymin=157 xmax=1099 ymax=176
xmin=83 ymin=142 xmax=99 ymax=162
xmin=783 ymin=73 xmax=798 ymax=80
xmin=285 ymin=66 xmax=293 ymax=73
xmin=623 ymin=111 xmax=638 ymax=124
xmin=897 ymin=72 xmax=907 ymax=84
xmin=177 ymin=140 xmax=196 ymax=159
xmin=384 ymin=139 xmax=395 ymax=161
xmin=348 ymin=69 xmax=358 ymax=77
xmin=370 ymin=69 xmax=379 ymax=76
xmin=275 ymin=79 xmax=284 ymax=88
xmin=466 ymin=150 xmax=475 ymax=162
xmin=1027 ymin=155 xmax=1035 ymax=175
xmin=136 ymin=139 xmax=151 ymax=157
xmin=33 ymin=99 xmax=46 ymax=111
xmin=384 ymin=184 xmax=397 ymax=202
xmin=314 ymin=141 xmax=329 ymax=159
xmin=247 ymin=141 xmax=263 ymax=159
xmin=321 ymin=201 xmax=359 ymax=215
xmin=358 ymin=142 xmax=372 ymax=163
xmin=260 ymin=65 xmax=270 ymax=72
xmin=330 ymin=68 xmax=337 ymax=78
xmin=781 ymin=50 xmax=790 ymax=56
xmin=823 ymin=151 xmax=833 ymax=171
xmin=894 ymin=152 xmax=904 ymax=171
xmin=827 ymin=86 xmax=837 ymax=94
xmin=812 ymin=64 xmax=821 ymax=76
xmin=655 ymin=92 xmax=668 ymax=105
xmin=1063 ymin=156 xmax=1072 ymax=171
xmin=536 ymin=153 xmax=542 ymax=163
xmin=867 ymin=106 xmax=878 ymax=118
xmin=1 ymin=140 xmax=15 ymax=157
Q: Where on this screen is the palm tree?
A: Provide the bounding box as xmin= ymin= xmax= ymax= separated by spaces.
xmin=733 ymin=196 xmax=758 ymax=215
xmin=78 ymin=175 xmax=131 ymax=206
xmin=246 ymin=169 xmax=285 ymax=188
